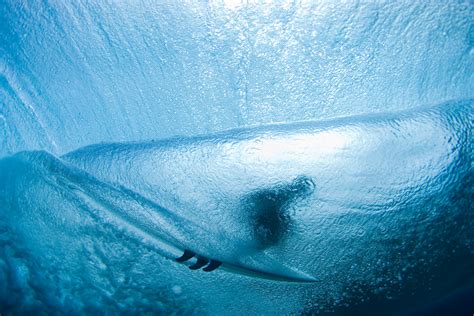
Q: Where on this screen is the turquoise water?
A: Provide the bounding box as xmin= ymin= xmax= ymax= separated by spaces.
xmin=1 ymin=1 xmax=473 ymax=315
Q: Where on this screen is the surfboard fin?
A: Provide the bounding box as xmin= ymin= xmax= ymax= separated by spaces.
xmin=175 ymin=248 xmax=317 ymax=283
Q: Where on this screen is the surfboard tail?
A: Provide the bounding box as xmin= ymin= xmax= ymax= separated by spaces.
xmin=174 ymin=248 xmax=318 ymax=283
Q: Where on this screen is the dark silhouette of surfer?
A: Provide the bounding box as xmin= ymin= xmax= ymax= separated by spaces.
xmin=244 ymin=175 xmax=316 ymax=248
xmin=175 ymin=175 xmax=315 ymax=274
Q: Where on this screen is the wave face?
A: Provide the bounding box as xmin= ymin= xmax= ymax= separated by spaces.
xmin=1 ymin=1 xmax=473 ymax=158
xmin=1 ymin=1 xmax=473 ymax=314
xmin=1 ymin=101 xmax=473 ymax=314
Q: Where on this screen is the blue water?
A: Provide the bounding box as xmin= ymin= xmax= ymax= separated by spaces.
xmin=1 ymin=1 xmax=473 ymax=315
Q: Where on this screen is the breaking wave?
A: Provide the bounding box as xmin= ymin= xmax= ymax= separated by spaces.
xmin=0 ymin=101 xmax=472 ymax=314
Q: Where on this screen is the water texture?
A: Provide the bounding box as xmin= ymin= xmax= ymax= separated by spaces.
xmin=0 ymin=1 xmax=473 ymax=315
xmin=1 ymin=1 xmax=473 ymax=156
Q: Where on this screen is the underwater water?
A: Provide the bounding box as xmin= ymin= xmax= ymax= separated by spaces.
xmin=0 ymin=1 xmax=473 ymax=315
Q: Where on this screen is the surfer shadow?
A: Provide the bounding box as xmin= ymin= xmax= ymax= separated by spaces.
xmin=242 ymin=175 xmax=316 ymax=250
xmin=175 ymin=175 xmax=317 ymax=280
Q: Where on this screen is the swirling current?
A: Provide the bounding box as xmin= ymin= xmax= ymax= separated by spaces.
xmin=0 ymin=1 xmax=473 ymax=315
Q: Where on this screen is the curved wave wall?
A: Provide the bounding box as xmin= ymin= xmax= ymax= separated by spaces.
xmin=0 ymin=1 xmax=473 ymax=315
xmin=1 ymin=1 xmax=473 ymax=156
